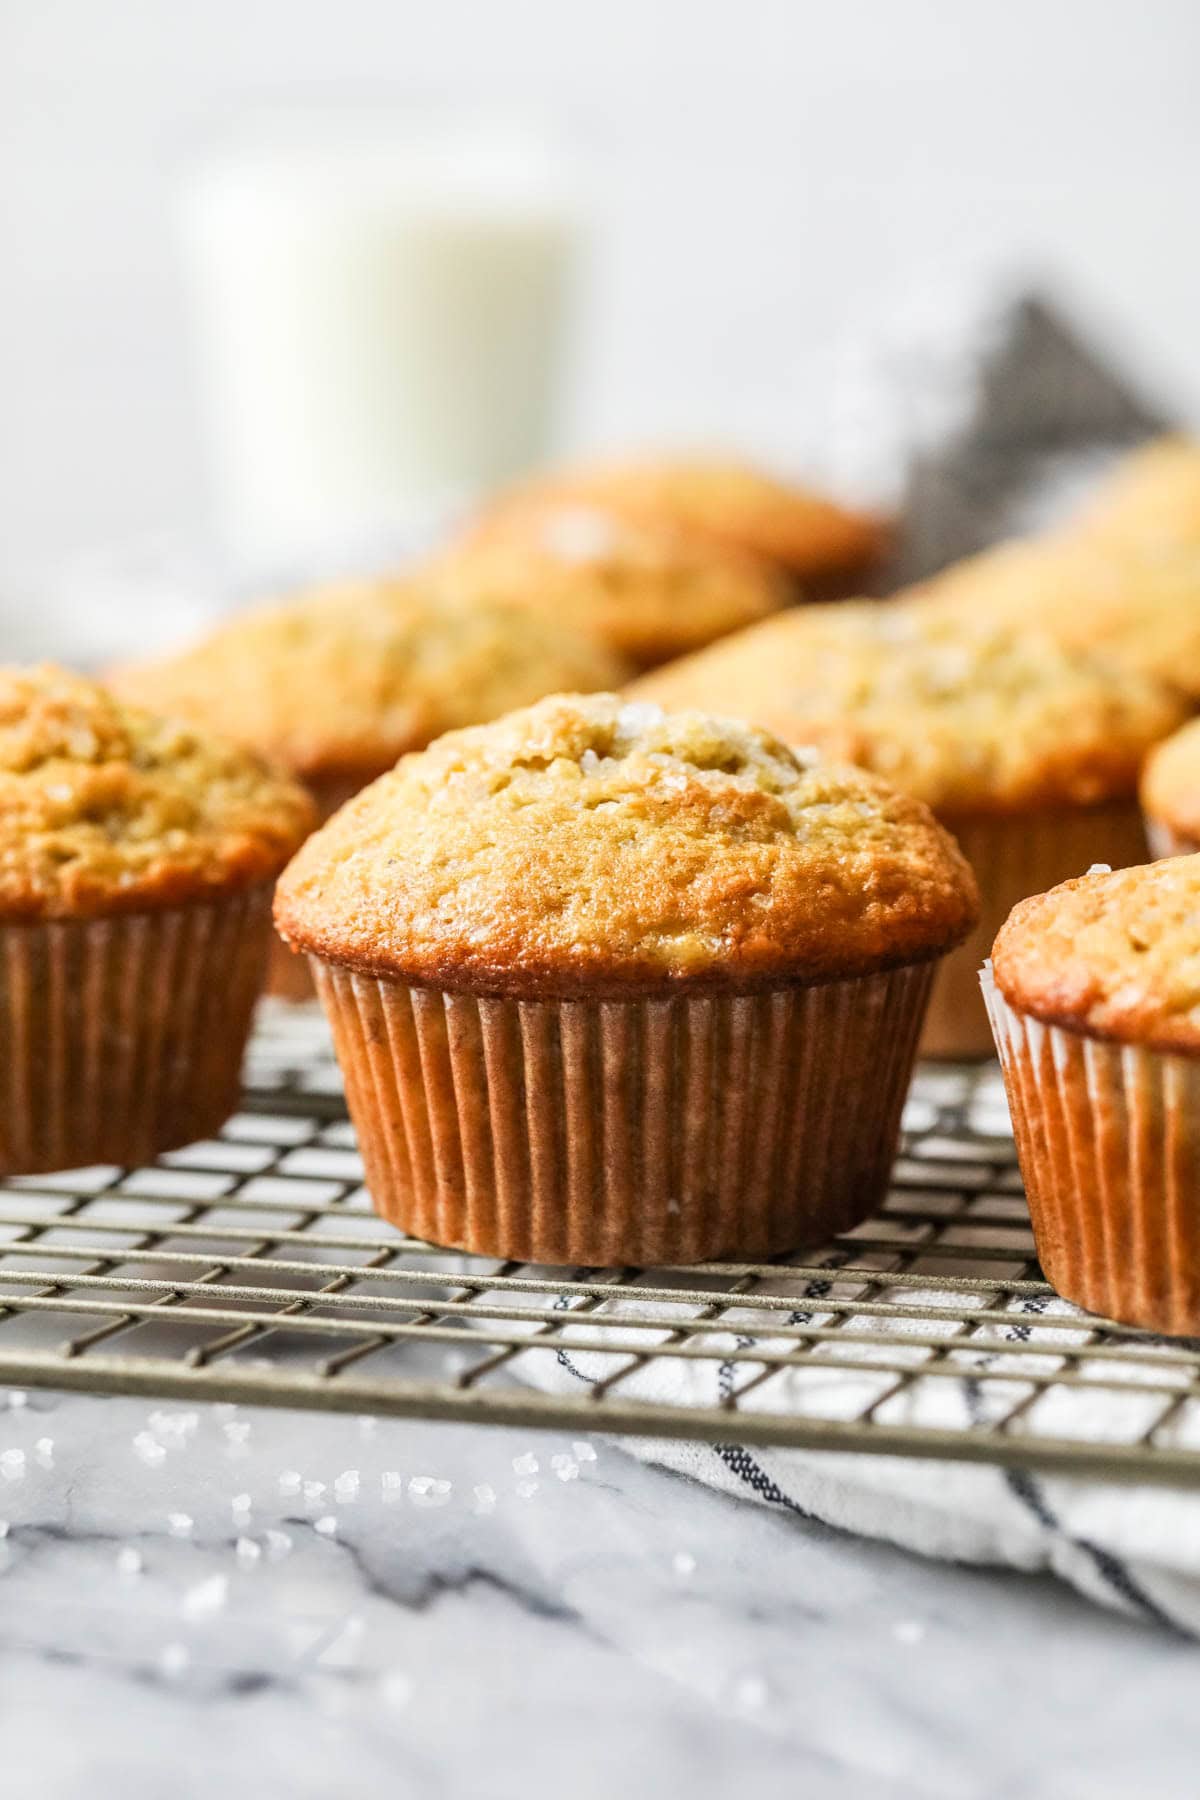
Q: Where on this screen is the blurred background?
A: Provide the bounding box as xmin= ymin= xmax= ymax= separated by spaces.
xmin=2 ymin=0 xmax=1199 ymax=632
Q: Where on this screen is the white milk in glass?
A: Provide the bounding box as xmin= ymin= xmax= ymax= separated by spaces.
xmin=180 ymin=119 xmax=578 ymax=570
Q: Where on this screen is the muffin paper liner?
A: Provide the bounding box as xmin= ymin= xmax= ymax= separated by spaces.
xmin=0 ymin=886 xmax=272 ymax=1175
xmin=983 ymin=963 xmax=1200 ymax=1335
xmin=924 ymin=801 xmax=1149 ymax=1059
xmin=311 ymin=957 xmax=935 ymax=1264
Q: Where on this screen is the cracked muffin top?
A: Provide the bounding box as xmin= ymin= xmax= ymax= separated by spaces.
xmin=632 ymin=601 xmax=1186 ymax=816
xmin=0 ymin=665 xmax=314 ymax=920
xmin=428 ymin=505 xmax=788 ymax=666
xmin=467 ymin=455 xmax=886 ymax=583
xmin=992 ymin=855 xmax=1200 ymax=1053
xmin=111 ymin=580 xmax=626 ymax=787
xmin=274 ymin=692 xmax=979 ymax=996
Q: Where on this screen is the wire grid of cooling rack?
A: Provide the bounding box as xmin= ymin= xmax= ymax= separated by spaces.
xmin=1 ymin=1001 xmax=1199 ymax=1485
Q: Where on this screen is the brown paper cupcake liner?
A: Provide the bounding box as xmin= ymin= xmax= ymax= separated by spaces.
xmin=924 ymin=800 xmax=1149 ymax=1059
xmin=0 ymin=886 xmax=272 ymax=1176
xmin=984 ymin=964 xmax=1200 ymax=1335
xmin=311 ymin=957 xmax=936 ymax=1265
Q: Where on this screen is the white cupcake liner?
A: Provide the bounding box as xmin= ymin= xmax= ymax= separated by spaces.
xmin=983 ymin=962 xmax=1200 ymax=1335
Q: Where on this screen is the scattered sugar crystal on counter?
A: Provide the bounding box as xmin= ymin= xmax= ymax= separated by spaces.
xmin=159 ymin=1643 xmax=190 ymax=1680
xmin=133 ymin=1432 xmax=166 ymax=1468
xmin=409 ymin=1476 xmax=451 ymax=1507
xmin=181 ymin=1574 xmax=229 ymax=1620
xmin=33 ymin=1438 xmax=54 ymax=1468
xmin=472 ymin=1484 xmax=496 ymax=1513
xmin=512 ymin=1452 xmax=538 ymax=1476
xmin=265 ymin=1529 xmax=293 ymax=1561
xmin=357 ymin=1416 xmax=378 ymax=1438
xmin=7 ymin=1391 xmax=26 ymax=1410
xmin=893 ymin=1619 xmax=926 ymax=1645
xmin=231 ymin=1492 xmax=252 ymax=1518
xmin=167 ymin=1512 xmax=193 ymax=1538
xmin=571 ymin=1442 xmax=597 ymax=1463
xmin=314 ymin=1514 xmax=338 ymax=1537
xmin=278 ymin=1469 xmax=302 ymax=1497
xmin=515 ymin=1478 xmax=539 ymax=1499
xmin=223 ymin=1420 xmax=252 ymax=1449
xmin=333 ymin=1469 xmax=360 ymax=1501
xmin=236 ymin=1536 xmax=261 ymax=1565
xmin=1 ymin=1449 xmax=26 ymax=1481
xmin=550 ymin=1454 xmax=579 ymax=1481
xmin=303 ymin=1480 xmax=326 ymax=1503
xmin=672 ymin=1550 xmax=697 ymax=1578
xmin=116 ymin=1545 xmax=142 ymax=1576
xmin=0 ymin=1521 xmax=10 ymax=1539
xmin=381 ymin=1470 xmax=403 ymax=1497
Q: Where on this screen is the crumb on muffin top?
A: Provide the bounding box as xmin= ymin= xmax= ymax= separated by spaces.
xmin=274 ymin=692 xmax=979 ymax=996
xmin=110 ymin=581 xmax=627 ymax=785
xmin=0 ymin=665 xmax=315 ymax=921
xmin=429 ymin=506 xmax=788 ymax=665
xmin=992 ymin=854 xmax=1200 ymax=1053
xmin=468 ymin=455 xmax=887 ymax=579
xmin=631 ymin=601 xmax=1187 ymax=815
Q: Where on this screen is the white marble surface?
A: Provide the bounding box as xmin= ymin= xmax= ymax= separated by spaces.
xmin=0 ymin=1385 xmax=1196 ymax=1800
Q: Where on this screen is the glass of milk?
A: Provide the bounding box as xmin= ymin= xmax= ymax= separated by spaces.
xmin=179 ymin=112 xmax=580 ymax=573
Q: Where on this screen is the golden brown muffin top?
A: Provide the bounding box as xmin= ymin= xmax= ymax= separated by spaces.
xmin=428 ymin=506 xmax=788 ymax=666
xmin=1069 ymin=435 xmax=1200 ymax=552
xmin=632 ymin=601 xmax=1186 ymax=817
xmin=916 ymin=535 xmax=1200 ymax=698
xmin=992 ymin=855 xmax=1200 ymax=1053
xmin=111 ymin=581 xmax=626 ymax=785
xmin=470 ymin=455 xmax=886 ymax=580
xmin=274 ymin=692 xmax=979 ymax=997
xmin=1141 ymin=718 xmax=1200 ymax=845
xmin=0 ymin=665 xmax=314 ymax=921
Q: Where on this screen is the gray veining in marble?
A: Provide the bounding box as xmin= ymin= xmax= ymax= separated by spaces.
xmin=0 ymin=1386 xmax=1196 ymax=1800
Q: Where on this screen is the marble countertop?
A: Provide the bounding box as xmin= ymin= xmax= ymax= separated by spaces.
xmin=0 ymin=1384 xmax=1195 ymax=1800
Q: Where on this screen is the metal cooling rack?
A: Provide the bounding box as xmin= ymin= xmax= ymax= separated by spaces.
xmin=2 ymin=1002 xmax=1199 ymax=1486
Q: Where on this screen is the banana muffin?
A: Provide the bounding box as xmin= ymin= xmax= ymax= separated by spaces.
xmin=1141 ymin=718 xmax=1200 ymax=857
xmin=0 ymin=664 xmax=313 ymax=1172
xmin=275 ymin=692 xmax=978 ymax=1265
xmin=467 ymin=454 xmax=887 ymax=590
xmin=1069 ymin=435 xmax=1200 ymax=553
xmin=916 ymin=535 xmax=1200 ymax=699
xmin=428 ymin=506 xmax=788 ymax=667
xmin=986 ymin=855 xmax=1200 ymax=1333
xmin=113 ymin=580 xmax=625 ymax=994
xmin=634 ymin=602 xmax=1186 ymax=1055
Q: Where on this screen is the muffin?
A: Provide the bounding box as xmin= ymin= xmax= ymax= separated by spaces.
xmin=467 ymin=454 xmax=887 ymax=591
xmin=633 ymin=602 xmax=1187 ymax=1056
xmin=428 ymin=507 xmax=788 ymax=667
xmin=1068 ymin=435 xmax=1200 ymax=553
xmin=986 ymin=855 xmax=1200 ymax=1334
xmin=113 ymin=580 xmax=625 ymax=995
xmin=275 ymin=694 xmax=978 ymax=1265
xmin=0 ymin=665 xmax=313 ymax=1173
xmin=917 ymin=535 xmax=1200 ymax=699
xmin=1141 ymin=719 xmax=1200 ymax=857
